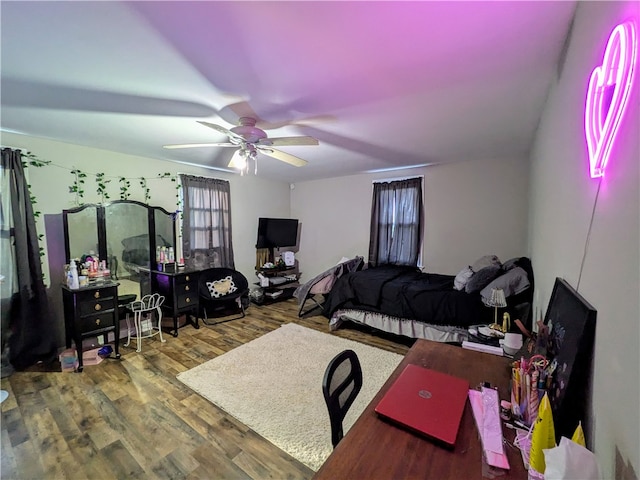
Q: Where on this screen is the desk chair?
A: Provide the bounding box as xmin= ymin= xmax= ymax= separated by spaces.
xmin=322 ymin=349 xmax=363 ymax=448
xmin=124 ymin=293 xmax=166 ymax=352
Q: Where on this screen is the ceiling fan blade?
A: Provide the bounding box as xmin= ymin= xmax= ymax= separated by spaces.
xmin=197 ymin=120 xmax=240 ymax=138
xmin=163 ymin=142 xmax=236 ymax=149
xmin=259 ymin=136 xmax=319 ymax=147
xmin=258 ymin=147 xmax=308 ymax=167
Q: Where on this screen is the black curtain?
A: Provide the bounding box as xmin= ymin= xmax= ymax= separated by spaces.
xmin=368 ymin=177 xmax=423 ymax=267
xmin=1 ymin=148 xmax=56 ymax=374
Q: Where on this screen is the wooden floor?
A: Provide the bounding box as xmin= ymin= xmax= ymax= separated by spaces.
xmin=1 ymin=299 xmax=412 ymax=479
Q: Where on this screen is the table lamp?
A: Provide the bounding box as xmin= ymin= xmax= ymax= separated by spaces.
xmin=486 ymin=287 xmax=507 ymax=332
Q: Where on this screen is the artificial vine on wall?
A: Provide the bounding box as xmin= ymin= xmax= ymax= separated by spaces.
xmin=95 ymin=172 xmax=111 ymax=203
xmin=66 ymin=168 xmax=180 ymax=208
xmin=15 ymin=152 xmax=182 ymax=215
xmin=119 ymin=177 xmax=131 ymax=200
xmin=70 ymin=169 xmax=87 ymax=204
xmin=21 ymin=152 xmax=51 ymax=260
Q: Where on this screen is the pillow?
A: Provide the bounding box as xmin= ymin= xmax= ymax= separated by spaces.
xmin=465 ymin=264 xmax=501 ymax=293
xmin=453 ymin=266 xmax=474 ymax=291
xmin=471 ymin=255 xmax=502 ymax=272
xmin=207 ymin=276 xmax=237 ymax=298
xmin=501 ymin=257 xmax=522 ymax=272
xmin=480 ymin=266 xmax=530 ymax=302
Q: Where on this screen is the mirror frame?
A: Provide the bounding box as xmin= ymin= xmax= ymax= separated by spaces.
xmin=62 ymin=200 xmax=177 ymax=272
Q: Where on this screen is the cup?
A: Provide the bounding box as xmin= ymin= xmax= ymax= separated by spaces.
xmin=503 ymin=332 xmax=523 ymax=350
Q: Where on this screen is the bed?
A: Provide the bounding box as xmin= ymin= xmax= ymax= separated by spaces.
xmin=322 ymin=256 xmax=534 ymax=343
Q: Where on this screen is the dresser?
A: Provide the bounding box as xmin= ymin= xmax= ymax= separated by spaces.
xmin=62 ymin=281 xmax=121 ymax=372
xmin=152 ymin=268 xmax=200 ymax=336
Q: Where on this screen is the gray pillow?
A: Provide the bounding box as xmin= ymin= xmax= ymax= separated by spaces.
xmin=501 ymin=257 xmax=521 ymax=272
xmin=453 ymin=266 xmax=474 ymax=291
xmin=471 ymin=255 xmax=502 ymax=272
xmin=465 ymin=264 xmax=501 ymax=293
xmin=480 ymin=266 xmax=530 ymax=302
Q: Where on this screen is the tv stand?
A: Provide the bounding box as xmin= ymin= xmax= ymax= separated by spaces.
xmin=253 ymin=265 xmax=299 ymax=306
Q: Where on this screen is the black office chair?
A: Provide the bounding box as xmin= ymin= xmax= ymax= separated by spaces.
xmin=322 ymin=349 xmax=363 ymax=448
xmin=198 ymin=268 xmax=250 ymax=325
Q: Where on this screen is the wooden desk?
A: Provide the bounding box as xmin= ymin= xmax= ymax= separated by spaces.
xmin=314 ymin=340 xmax=527 ymax=479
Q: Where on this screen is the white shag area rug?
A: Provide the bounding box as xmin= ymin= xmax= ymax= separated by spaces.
xmin=177 ymin=323 xmax=403 ymax=471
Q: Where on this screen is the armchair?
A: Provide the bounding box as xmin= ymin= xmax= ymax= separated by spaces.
xmin=198 ymin=268 xmax=250 ymax=325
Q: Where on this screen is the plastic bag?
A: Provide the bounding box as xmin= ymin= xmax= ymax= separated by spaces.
xmin=543 ymin=437 xmax=599 ymax=480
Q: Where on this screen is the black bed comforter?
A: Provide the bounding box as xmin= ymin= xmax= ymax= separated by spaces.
xmin=322 ymin=264 xmax=489 ymax=328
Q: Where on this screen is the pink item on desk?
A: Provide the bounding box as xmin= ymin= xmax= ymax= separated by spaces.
xmin=468 ymin=388 xmax=510 ymax=470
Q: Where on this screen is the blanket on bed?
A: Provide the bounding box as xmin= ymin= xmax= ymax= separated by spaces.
xmin=322 ymin=264 xmax=489 ymax=328
xmin=293 ymin=256 xmax=364 ymax=307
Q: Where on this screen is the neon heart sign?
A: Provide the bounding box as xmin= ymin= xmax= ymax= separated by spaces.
xmin=585 ymin=21 xmax=637 ymax=178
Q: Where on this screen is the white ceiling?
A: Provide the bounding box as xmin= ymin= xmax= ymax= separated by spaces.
xmin=1 ymin=1 xmax=576 ymax=183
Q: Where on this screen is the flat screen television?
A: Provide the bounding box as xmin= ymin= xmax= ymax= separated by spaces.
xmin=256 ymin=218 xmax=299 ymax=249
xmin=543 ymin=277 xmax=597 ymax=448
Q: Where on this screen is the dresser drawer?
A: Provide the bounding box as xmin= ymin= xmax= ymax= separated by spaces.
xmin=176 ymin=273 xmax=195 ymax=285
xmin=79 ymin=297 xmax=116 ymax=317
xmin=77 ymin=287 xmax=115 ymax=302
xmin=175 ymin=280 xmax=196 ymax=295
xmin=78 ymin=311 xmax=115 ymax=334
xmin=177 ymin=293 xmax=197 ymax=310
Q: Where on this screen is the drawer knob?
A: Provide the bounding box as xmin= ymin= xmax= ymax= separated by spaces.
xmin=186 ymin=297 xmax=190 ymax=303
xmin=94 ymin=291 xmax=100 ymax=299
xmin=185 ymin=285 xmax=190 ymax=291
xmin=95 ymin=304 xmax=102 ymax=311
xmin=95 ymin=318 xmax=101 ymax=326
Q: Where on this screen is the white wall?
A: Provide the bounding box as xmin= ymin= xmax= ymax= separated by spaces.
xmin=291 ymin=156 xmax=530 ymax=282
xmin=528 ymin=1 xmax=639 ymax=477
xmin=1 ymin=132 xmax=291 ymax=286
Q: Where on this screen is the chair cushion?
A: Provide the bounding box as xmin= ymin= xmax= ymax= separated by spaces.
xmin=207 ymin=276 xmax=238 ymax=298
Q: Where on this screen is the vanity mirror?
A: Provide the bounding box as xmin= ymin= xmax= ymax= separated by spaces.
xmin=63 ymin=200 xmax=176 ymax=294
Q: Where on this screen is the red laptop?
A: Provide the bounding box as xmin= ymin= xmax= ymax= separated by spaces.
xmin=374 ymin=364 xmax=470 ymax=448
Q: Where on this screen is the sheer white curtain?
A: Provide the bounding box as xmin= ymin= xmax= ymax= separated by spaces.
xmin=180 ymin=175 xmax=235 ymax=269
xmin=368 ymin=177 xmax=423 ymax=267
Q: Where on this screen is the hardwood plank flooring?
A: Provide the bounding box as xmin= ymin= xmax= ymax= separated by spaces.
xmin=1 ymin=299 xmax=412 ymax=479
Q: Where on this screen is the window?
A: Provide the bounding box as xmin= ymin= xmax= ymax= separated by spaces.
xmin=180 ymin=174 xmax=235 ymax=269
xmin=368 ymin=177 xmax=423 ymax=267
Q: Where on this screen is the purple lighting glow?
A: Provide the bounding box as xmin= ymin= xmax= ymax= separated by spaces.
xmin=585 ymin=21 xmax=637 ymax=178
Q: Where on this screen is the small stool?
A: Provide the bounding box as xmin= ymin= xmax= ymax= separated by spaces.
xmin=118 ymin=294 xmax=137 ymax=320
xmin=124 ymin=293 xmax=166 ymax=352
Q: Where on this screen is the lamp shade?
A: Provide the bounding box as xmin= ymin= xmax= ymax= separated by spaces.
xmin=486 ymin=287 xmax=507 ymax=308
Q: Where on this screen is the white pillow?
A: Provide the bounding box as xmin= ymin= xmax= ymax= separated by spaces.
xmin=207 ymin=276 xmax=237 ymax=298
xmin=454 ymin=266 xmax=474 ymax=291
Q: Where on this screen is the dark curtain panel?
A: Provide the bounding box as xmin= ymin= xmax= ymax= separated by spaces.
xmin=368 ymin=177 xmax=423 ymax=267
xmin=1 ymin=148 xmax=56 ymax=374
xmin=180 ymin=174 xmax=235 ymax=269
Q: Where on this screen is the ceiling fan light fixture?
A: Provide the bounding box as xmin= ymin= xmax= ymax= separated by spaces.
xmin=229 ymin=149 xmax=247 ymax=170
xmin=230 ymin=146 xmax=259 ymax=176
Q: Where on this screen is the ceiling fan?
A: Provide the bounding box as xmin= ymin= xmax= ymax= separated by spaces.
xmin=163 ymin=117 xmax=319 ymax=172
